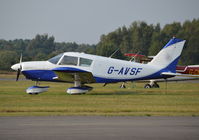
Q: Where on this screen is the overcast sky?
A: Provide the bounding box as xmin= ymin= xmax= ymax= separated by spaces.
xmin=0 ymin=0 xmax=198 ymax=44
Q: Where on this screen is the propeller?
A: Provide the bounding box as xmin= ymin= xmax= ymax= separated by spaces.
xmin=16 ymin=54 xmax=22 ymax=81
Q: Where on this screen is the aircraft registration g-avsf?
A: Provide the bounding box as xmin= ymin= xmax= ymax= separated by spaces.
xmin=11 ymin=37 xmax=186 ymax=95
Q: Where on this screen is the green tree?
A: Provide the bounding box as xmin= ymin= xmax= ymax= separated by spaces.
xmin=26 ymin=34 xmax=55 ymax=60
xmin=0 ymin=51 xmax=18 ymax=70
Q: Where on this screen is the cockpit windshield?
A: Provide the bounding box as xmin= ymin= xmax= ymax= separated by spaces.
xmin=48 ymin=53 xmax=63 ymax=64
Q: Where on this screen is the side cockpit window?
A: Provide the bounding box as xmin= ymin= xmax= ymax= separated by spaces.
xmin=59 ymin=56 xmax=78 ymax=66
xmin=79 ymin=58 xmax=93 ymax=67
xmin=48 ymin=53 xmax=63 ymax=64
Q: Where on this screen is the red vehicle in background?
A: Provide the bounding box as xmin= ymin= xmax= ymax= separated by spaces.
xmin=176 ymin=65 xmax=199 ymax=75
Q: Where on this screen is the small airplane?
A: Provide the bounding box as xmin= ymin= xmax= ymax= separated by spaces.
xmin=11 ymin=37 xmax=186 ymax=95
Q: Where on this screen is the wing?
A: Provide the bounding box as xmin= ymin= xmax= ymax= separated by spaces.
xmin=52 ymin=67 xmax=96 ymax=84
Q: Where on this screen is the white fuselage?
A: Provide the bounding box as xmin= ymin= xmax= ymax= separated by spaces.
xmin=12 ymin=52 xmax=165 ymax=83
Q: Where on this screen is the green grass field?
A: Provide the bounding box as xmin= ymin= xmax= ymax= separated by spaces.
xmin=0 ymin=74 xmax=199 ymax=116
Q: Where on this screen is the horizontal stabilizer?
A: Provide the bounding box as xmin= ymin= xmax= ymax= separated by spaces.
xmin=161 ymin=72 xmax=199 ymax=77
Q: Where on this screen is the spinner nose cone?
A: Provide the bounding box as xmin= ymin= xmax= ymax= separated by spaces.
xmin=11 ymin=63 xmax=20 ymax=71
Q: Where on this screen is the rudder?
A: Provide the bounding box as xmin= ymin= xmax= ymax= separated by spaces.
xmin=148 ymin=37 xmax=186 ymax=73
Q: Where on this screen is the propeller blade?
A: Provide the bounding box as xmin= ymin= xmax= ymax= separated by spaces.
xmin=19 ymin=54 xmax=22 ymax=69
xmin=16 ymin=69 xmax=21 ymax=81
xmin=16 ymin=54 xmax=23 ymax=81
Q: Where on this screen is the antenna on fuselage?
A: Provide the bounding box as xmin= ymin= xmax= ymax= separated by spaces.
xmin=109 ymin=48 xmax=120 ymax=58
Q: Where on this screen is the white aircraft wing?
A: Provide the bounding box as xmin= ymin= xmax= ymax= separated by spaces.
xmin=52 ymin=67 xmax=96 ymax=84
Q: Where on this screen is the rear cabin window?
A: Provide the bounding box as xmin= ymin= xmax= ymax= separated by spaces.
xmin=59 ymin=56 xmax=78 ymax=66
xmin=79 ymin=58 xmax=93 ymax=67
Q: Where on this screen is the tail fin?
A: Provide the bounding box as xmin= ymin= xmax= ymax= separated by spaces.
xmin=148 ymin=37 xmax=186 ymax=73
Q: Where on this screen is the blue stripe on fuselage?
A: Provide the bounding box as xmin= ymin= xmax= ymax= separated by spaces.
xmin=53 ymin=67 xmax=87 ymax=72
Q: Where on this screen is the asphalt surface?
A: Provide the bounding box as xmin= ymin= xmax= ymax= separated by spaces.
xmin=0 ymin=116 xmax=199 ymax=140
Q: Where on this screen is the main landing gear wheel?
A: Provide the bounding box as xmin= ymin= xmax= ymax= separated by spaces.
xmin=67 ymin=86 xmax=93 ymax=95
xmin=120 ymin=82 xmax=126 ymax=88
xmin=144 ymin=84 xmax=152 ymax=88
xmin=66 ymin=79 xmax=93 ymax=95
xmin=144 ymin=80 xmax=160 ymax=88
xmin=152 ymin=82 xmax=160 ymax=88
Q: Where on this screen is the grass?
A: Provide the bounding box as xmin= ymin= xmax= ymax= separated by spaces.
xmin=0 ymin=74 xmax=199 ymax=116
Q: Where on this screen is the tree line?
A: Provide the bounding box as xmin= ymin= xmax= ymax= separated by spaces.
xmin=0 ymin=19 xmax=199 ymax=71
xmin=97 ymin=19 xmax=199 ymax=65
xmin=0 ymin=34 xmax=96 ymax=70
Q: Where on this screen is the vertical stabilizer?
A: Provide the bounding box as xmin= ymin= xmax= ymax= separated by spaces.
xmin=148 ymin=38 xmax=186 ymax=73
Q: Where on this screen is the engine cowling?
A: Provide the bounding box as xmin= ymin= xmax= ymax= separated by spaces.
xmin=26 ymin=86 xmax=49 ymax=95
xmin=67 ymin=86 xmax=93 ymax=95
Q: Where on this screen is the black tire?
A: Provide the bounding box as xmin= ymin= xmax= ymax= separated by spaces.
xmin=120 ymin=84 xmax=126 ymax=88
xmin=152 ymin=82 xmax=160 ymax=88
xmin=154 ymin=83 xmax=160 ymax=88
xmin=144 ymin=84 xmax=152 ymax=88
xmin=28 ymin=93 xmax=38 ymax=95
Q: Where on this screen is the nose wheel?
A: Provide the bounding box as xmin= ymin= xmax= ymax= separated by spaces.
xmin=26 ymin=81 xmax=50 ymax=95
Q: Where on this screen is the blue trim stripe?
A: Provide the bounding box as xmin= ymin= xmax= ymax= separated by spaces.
xmin=52 ymin=67 xmax=87 ymax=72
xmin=163 ymin=38 xmax=183 ymax=49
